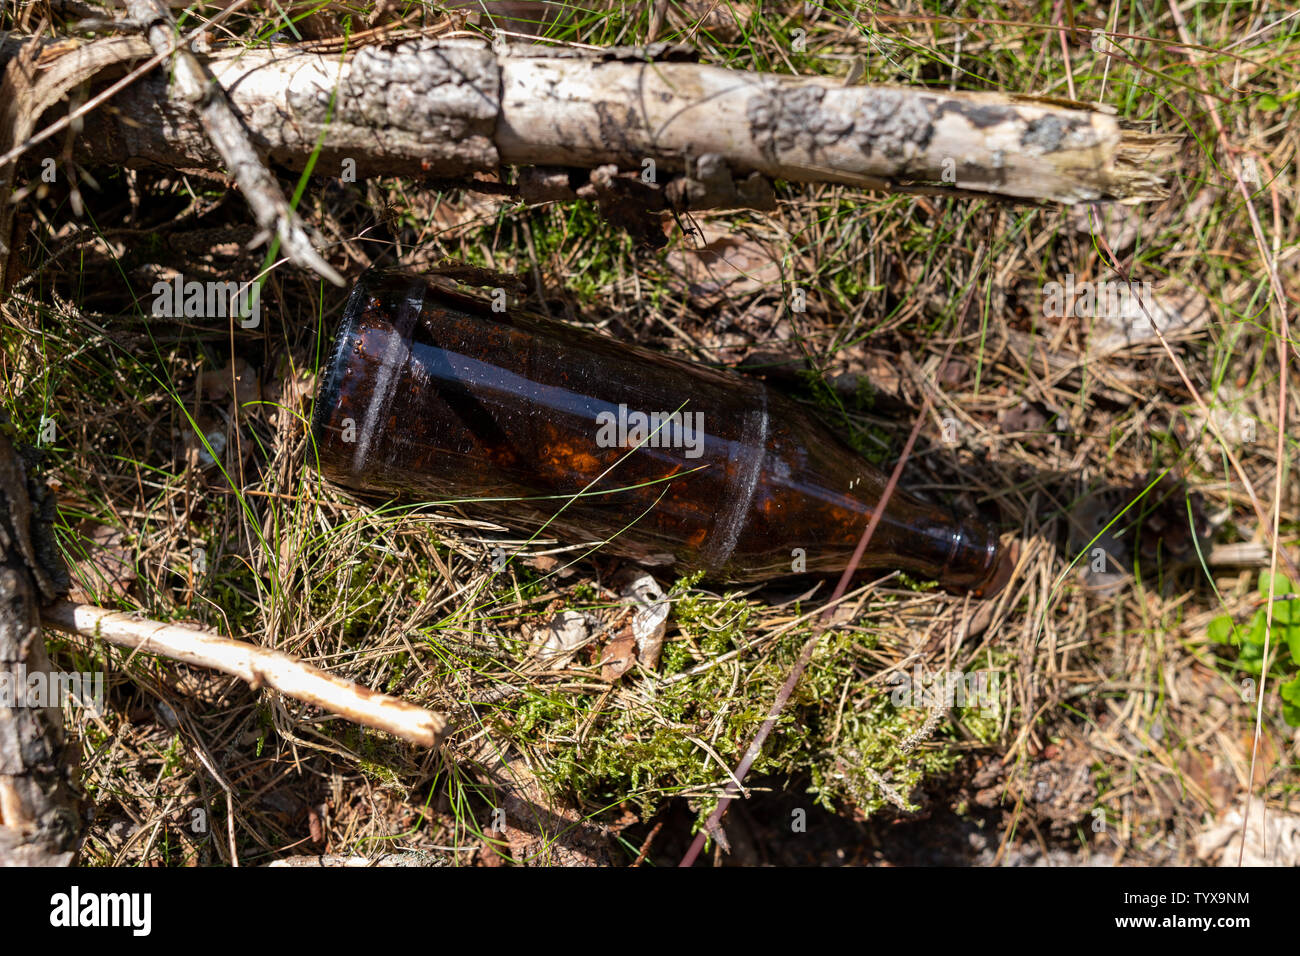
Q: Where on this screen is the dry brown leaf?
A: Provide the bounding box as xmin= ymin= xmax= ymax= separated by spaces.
xmin=535 ymin=609 xmax=588 ymax=664
xmin=663 ymin=228 xmax=787 ymax=308
xmin=1087 ymin=281 xmax=1211 ymax=355
xmin=600 ymin=631 xmax=637 ymax=682
xmin=667 ymin=0 xmax=752 ymax=41
xmin=199 ymin=357 xmax=259 ymax=406
xmin=67 ymin=522 xmax=136 ymax=604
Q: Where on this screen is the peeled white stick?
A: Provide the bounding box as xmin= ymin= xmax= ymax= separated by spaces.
xmin=41 ymin=601 xmax=448 ymax=748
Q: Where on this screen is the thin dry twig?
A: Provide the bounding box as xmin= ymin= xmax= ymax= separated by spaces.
xmin=122 ymin=0 xmax=344 ymax=285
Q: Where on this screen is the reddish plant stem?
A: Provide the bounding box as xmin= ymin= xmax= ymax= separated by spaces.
xmin=678 ymin=394 xmax=935 ymax=867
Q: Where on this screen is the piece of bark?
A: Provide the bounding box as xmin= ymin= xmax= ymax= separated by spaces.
xmin=664 ymin=153 xmax=777 ymax=211
xmin=493 ymin=49 xmax=1173 ymax=204
xmin=267 ymin=851 xmax=448 ymax=866
xmin=0 ymin=431 xmax=80 ymax=867
xmin=6 ymin=36 xmax=1173 ymax=206
xmin=465 ymin=735 xmax=612 ymax=866
xmin=576 ymin=164 xmax=668 ymax=248
xmin=622 ymin=573 xmax=669 ymax=671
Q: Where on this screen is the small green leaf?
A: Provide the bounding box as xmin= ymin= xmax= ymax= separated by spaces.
xmin=1281 ymin=675 xmax=1300 ymax=727
xmin=1274 ymin=597 xmax=1299 ymax=626
xmin=1250 ymin=602 xmax=1300 ymax=659
xmin=1282 ymin=674 xmax=1300 ymax=703
xmin=1207 ymin=614 xmax=1237 ymax=644
xmin=1257 ymin=571 xmax=1293 ymax=597
xmin=1238 ymin=639 xmax=1264 ymax=676
xmin=1244 ymin=609 xmax=1269 ymax=649
xmin=1259 ymin=93 xmax=1281 ymax=112
xmin=1286 ymin=620 xmax=1300 ymax=660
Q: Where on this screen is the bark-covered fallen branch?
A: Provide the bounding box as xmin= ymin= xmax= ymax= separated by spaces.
xmin=0 ymin=431 xmax=80 ymax=867
xmin=42 ymin=601 xmax=449 ymax=749
xmin=9 ymin=34 xmax=1174 ymax=211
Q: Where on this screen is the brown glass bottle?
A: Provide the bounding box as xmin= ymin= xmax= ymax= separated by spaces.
xmin=310 ymin=270 xmax=1014 ymax=595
